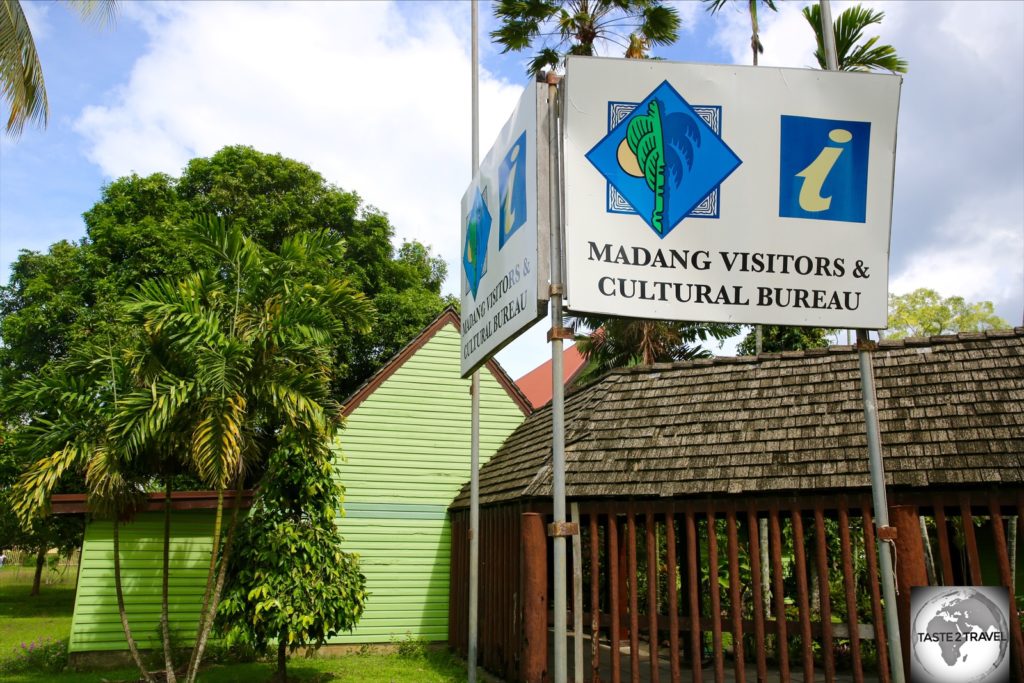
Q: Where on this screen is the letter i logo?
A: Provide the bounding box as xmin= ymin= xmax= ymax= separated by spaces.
xmin=779 ymin=115 xmax=871 ymax=223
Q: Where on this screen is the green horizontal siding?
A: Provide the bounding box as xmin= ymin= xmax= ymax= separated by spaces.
xmin=329 ymin=325 xmax=524 ymax=643
xmin=68 ymin=322 xmax=525 ymax=652
xmin=69 ymin=511 xmax=215 ymax=653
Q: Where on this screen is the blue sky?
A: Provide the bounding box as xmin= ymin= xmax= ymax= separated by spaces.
xmin=1 ymin=1 xmax=1021 ymax=378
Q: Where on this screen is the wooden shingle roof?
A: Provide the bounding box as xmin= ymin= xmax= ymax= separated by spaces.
xmin=452 ymin=328 xmax=1024 ymax=507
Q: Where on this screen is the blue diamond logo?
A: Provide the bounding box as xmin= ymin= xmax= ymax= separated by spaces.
xmin=462 ymin=188 xmax=491 ymax=299
xmin=586 ymin=80 xmax=742 ymax=238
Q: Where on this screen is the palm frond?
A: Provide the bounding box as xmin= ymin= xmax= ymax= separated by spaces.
xmin=0 ymin=0 xmax=48 ymax=136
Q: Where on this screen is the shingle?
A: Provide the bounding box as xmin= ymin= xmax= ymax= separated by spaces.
xmin=451 ymin=330 xmax=1024 ymax=507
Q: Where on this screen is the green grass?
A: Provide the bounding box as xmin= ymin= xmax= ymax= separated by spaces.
xmin=0 ymin=567 xmax=469 ymax=682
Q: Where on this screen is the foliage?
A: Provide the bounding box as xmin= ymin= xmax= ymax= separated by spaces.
xmin=803 ymin=3 xmax=907 ymax=73
xmin=0 ymin=145 xmax=449 ymax=403
xmin=570 ymin=314 xmax=738 ymax=381
xmin=736 ymin=325 xmax=832 ymax=355
xmin=885 ymin=288 xmax=1009 ymax=339
xmin=217 ymin=438 xmax=367 ymax=681
xmin=703 ymin=0 xmax=778 ymax=66
xmin=0 ymin=0 xmax=116 ymax=137
xmin=0 ymin=637 xmax=68 ymax=675
xmin=491 ymin=0 xmax=681 ymax=75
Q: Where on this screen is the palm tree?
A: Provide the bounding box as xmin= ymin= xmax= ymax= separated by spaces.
xmin=0 ymin=0 xmax=117 ymax=137
xmin=703 ymin=0 xmax=778 ymax=66
xmin=8 ymin=346 xmax=156 ymax=681
xmin=492 ymin=0 xmax=681 ymax=75
xmin=570 ymin=314 xmax=738 ymax=382
xmin=12 ymin=215 xmax=373 ymax=683
xmin=114 ymin=215 xmax=373 ymax=683
xmin=803 ymin=3 xmax=907 ymax=73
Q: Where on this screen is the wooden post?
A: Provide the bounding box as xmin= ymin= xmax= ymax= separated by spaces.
xmin=890 ymin=504 xmax=928 ymax=681
xmin=522 ymin=512 xmax=549 ymax=683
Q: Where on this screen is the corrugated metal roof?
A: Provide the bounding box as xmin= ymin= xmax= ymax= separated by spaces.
xmin=452 ymin=328 xmax=1024 ymax=507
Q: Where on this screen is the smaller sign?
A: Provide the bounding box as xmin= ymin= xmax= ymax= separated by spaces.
xmin=460 ymin=83 xmax=551 ymax=377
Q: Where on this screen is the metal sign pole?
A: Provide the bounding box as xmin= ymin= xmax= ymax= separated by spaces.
xmin=547 ymin=73 xmax=571 ymax=683
xmin=468 ymin=2 xmax=480 ymax=681
xmin=819 ymin=2 xmax=904 ymax=680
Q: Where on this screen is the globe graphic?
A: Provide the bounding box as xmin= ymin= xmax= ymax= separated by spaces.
xmin=911 ymin=587 xmax=1009 ymax=683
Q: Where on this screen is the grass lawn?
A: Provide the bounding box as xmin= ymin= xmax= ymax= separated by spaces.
xmin=1 ymin=566 xmax=471 ymax=682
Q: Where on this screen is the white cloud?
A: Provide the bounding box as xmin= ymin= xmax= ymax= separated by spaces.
xmin=74 ymin=1 xmax=522 ymax=289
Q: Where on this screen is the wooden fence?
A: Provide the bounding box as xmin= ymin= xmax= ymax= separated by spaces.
xmin=450 ymin=489 xmax=1023 ymax=683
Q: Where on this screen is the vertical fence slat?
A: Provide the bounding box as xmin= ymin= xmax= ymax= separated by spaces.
xmin=686 ymin=510 xmax=703 ymax=683
xmin=960 ymin=497 xmax=983 ymax=585
xmin=746 ymin=508 xmax=767 ymax=683
xmin=590 ymin=512 xmax=601 ymax=682
xmin=628 ymin=509 xmax=640 ymax=683
xmin=863 ymin=503 xmax=892 ymax=683
xmin=522 ymin=512 xmax=548 ymax=683
xmin=646 ymin=509 xmax=661 ymax=683
xmin=769 ymin=509 xmax=790 ymax=682
xmin=932 ymin=497 xmax=955 ymax=586
xmin=837 ymin=504 xmax=865 ymax=683
xmin=814 ymin=506 xmax=835 ymax=681
xmin=791 ymin=510 xmax=814 ymax=683
xmin=707 ymin=508 xmax=724 ymax=683
xmin=609 ymin=514 xmax=622 ymax=683
xmin=667 ymin=507 xmax=681 ymax=683
xmin=726 ymin=510 xmax=746 ymax=683
xmin=989 ymin=497 xmax=1024 ymax=683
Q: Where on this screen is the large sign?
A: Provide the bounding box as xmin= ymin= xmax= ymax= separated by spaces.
xmin=461 ymin=83 xmax=550 ymax=377
xmin=563 ymin=56 xmax=902 ymax=329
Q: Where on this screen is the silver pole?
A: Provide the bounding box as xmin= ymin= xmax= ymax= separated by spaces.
xmin=468 ymin=2 xmax=480 ymax=681
xmin=819 ymin=0 xmax=840 ymax=71
xmin=547 ymin=73 xmax=569 ymax=683
xmin=857 ymin=329 xmax=906 ymax=683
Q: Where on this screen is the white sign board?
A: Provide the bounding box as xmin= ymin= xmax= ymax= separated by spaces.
xmin=563 ymin=56 xmax=901 ymax=329
xmin=461 ymin=83 xmax=550 ymax=377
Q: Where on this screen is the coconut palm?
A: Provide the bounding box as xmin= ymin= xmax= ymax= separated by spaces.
xmin=0 ymin=0 xmax=117 ymax=137
xmin=492 ymin=0 xmax=681 ymax=75
xmin=703 ymin=0 xmax=778 ymax=66
xmin=803 ymin=3 xmax=907 ymax=73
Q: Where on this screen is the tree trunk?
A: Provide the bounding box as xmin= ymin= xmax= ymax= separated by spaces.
xmin=186 ymin=490 xmax=224 ymax=680
xmin=920 ymin=516 xmax=937 ymax=585
xmin=30 ymin=548 xmax=45 ymax=596
xmin=276 ymin=638 xmax=287 ymax=682
xmin=185 ymin=483 xmax=244 ymax=683
xmin=114 ymin=518 xmax=156 ymax=682
xmin=161 ymin=479 xmax=177 ymax=682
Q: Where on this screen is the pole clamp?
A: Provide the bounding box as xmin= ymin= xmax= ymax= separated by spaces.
xmin=549 ymin=283 xmax=565 ymax=297
xmin=548 ymin=522 xmax=579 ymax=537
xmin=877 ymin=525 xmax=898 ymax=541
xmin=856 ymin=339 xmax=878 ymax=351
xmin=547 ymin=327 xmax=574 ymax=342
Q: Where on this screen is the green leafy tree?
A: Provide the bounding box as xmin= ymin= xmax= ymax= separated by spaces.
xmin=217 ymin=439 xmax=366 ymax=682
xmin=737 ymin=325 xmax=832 ymax=355
xmin=491 ymin=0 xmax=681 ymax=75
xmin=0 ymin=146 xmax=449 ymax=401
xmin=570 ymin=315 xmax=738 ymax=382
xmin=703 ymin=0 xmax=778 ymax=66
xmin=11 ymin=215 xmax=373 ymax=683
xmin=885 ymin=288 xmax=1008 ymax=339
xmin=0 ymin=0 xmax=117 ymax=137
xmin=803 ymin=3 xmax=907 ymax=73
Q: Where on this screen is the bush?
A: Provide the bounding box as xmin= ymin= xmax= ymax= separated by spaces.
xmin=1 ymin=636 xmax=68 ymax=674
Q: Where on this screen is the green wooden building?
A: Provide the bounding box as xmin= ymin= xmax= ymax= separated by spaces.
xmin=59 ymin=309 xmax=530 ymax=654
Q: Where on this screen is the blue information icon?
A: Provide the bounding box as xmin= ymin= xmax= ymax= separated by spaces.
xmin=779 ymin=115 xmax=871 ymax=223
xmin=462 ymin=188 xmax=491 ymax=299
xmin=498 ymin=132 xmax=528 ymax=249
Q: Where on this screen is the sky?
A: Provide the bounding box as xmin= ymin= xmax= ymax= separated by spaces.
xmin=1 ymin=0 xmax=1021 ymax=379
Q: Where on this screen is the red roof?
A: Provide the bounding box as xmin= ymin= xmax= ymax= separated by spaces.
xmin=514 ymin=344 xmax=588 ymax=410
